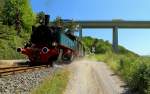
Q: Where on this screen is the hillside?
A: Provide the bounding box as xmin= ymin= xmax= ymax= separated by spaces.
xmin=82 ymin=36 xmax=138 ymax=56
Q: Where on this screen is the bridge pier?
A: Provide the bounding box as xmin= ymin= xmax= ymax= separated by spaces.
xmin=79 ymin=28 xmax=83 ymax=39
xmin=112 ymin=26 xmax=118 ymax=53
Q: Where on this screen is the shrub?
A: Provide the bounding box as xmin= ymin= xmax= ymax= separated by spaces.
xmin=128 ymin=64 xmax=150 ymax=94
xmin=0 ymin=24 xmax=29 ymax=59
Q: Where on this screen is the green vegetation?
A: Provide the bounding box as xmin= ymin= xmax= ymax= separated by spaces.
xmin=0 ymin=0 xmax=35 ymax=59
xmin=0 ymin=0 xmax=5 ymax=21
xmin=36 ymin=11 xmax=45 ymax=24
xmin=2 ymin=0 xmax=36 ymax=32
xmin=31 ymin=69 xmax=70 ymax=94
xmin=0 ymin=24 xmax=30 ymax=59
xmin=83 ymin=36 xmax=150 ymax=94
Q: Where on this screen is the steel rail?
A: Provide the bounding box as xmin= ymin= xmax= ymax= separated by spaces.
xmin=0 ymin=65 xmax=48 ymax=77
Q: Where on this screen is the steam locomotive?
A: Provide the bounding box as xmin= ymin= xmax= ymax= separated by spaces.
xmin=17 ymin=15 xmax=85 ymax=66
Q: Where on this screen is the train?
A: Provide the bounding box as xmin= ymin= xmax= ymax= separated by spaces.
xmin=17 ymin=15 xmax=85 ymax=66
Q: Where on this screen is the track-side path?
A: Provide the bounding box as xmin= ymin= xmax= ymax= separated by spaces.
xmin=64 ymin=60 xmax=129 ymax=94
xmin=0 ymin=60 xmax=27 ymax=68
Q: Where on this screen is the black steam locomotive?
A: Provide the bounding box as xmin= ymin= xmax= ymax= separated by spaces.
xmin=17 ymin=15 xmax=85 ymax=66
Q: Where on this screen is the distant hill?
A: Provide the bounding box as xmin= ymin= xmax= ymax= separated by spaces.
xmin=82 ymin=36 xmax=138 ymax=56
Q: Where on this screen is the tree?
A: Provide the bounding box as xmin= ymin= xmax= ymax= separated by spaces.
xmin=21 ymin=0 xmax=36 ymax=31
xmin=36 ymin=11 xmax=45 ymax=25
xmin=54 ymin=16 xmax=64 ymax=27
xmin=0 ymin=0 xmax=5 ymax=21
xmin=2 ymin=0 xmax=35 ymax=34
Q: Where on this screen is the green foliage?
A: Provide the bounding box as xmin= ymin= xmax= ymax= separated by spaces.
xmin=83 ymin=36 xmax=113 ymax=54
xmin=36 ymin=11 xmax=45 ymax=25
xmin=53 ymin=16 xmax=64 ymax=27
xmin=128 ymin=64 xmax=150 ymax=94
xmin=2 ymin=0 xmax=35 ymax=31
xmin=0 ymin=24 xmax=30 ymax=59
xmin=0 ymin=0 xmax=36 ymax=59
xmin=21 ymin=0 xmax=36 ymax=31
xmin=0 ymin=24 xmax=15 ymax=40
xmin=83 ymin=36 xmax=139 ymax=55
xmin=0 ymin=0 xmax=5 ymax=21
xmin=2 ymin=0 xmax=21 ymax=25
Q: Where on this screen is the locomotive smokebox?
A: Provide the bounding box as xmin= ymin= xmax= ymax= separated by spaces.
xmin=45 ymin=15 xmax=50 ymax=26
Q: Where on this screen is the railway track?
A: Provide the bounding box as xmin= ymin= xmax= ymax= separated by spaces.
xmin=0 ymin=65 xmax=49 ymax=77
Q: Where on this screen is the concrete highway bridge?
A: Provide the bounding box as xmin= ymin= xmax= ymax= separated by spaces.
xmin=66 ymin=20 xmax=150 ymax=52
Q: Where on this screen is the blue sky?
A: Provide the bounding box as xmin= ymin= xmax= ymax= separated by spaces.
xmin=31 ymin=0 xmax=150 ymax=55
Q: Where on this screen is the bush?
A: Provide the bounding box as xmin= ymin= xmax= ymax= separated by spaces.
xmin=0 ymin=24 xmax=30 ymax=59
xmin=128 ymin=64 xmax=150 ymax=94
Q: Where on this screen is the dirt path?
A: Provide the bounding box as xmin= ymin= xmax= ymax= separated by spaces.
xmin=64 ymin=60 xmax=129 ymax=94
xmin=0 ymin=60 xmax=27 ymax=68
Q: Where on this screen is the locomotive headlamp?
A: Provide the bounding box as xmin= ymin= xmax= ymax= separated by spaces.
xmin=52 ymin=42 xmax=57 ymax=46
xmin=42 ymin=47 xmax=49 ymax=54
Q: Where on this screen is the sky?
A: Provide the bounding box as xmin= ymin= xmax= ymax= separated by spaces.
xmin=31 ymin=0 xmax=150 ymax=55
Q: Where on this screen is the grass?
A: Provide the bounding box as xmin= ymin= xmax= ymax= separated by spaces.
xmin=31 ymin=69 xmax=70 ymax=94
xmin=88 ymin=53 xmax=150 ymax=94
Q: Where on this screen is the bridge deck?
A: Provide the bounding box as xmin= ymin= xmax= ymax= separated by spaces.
xmin=73 ymin=21 xmax=150 ymax=28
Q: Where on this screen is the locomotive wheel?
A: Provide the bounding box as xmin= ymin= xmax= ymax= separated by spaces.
xmin=50 ymin=61 xmax=53 ymax=67
xmin=56 ymin=49 xmax=63 ymax=64
xmin=48 ymin=58 xmax=53 ymax=67
xmin=26 ymin=61 xmax=31 ymax=66
xmin=70 ymin=52 xmax=74 ymax=61
xmin=62 ymin=52 xmax=74 ymax=63
xmin=28 ymin=62 xmax=35 ymax=66
xmin=26 ymin=60 xmax=37 ymax=66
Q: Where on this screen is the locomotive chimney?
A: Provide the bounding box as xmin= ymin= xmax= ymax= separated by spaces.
xmin=45 ymin=15 xmax=50 ymax=26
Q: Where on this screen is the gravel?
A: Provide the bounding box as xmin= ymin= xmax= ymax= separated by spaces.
xmin=0 ymin=67 xmax=57 ymax=94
